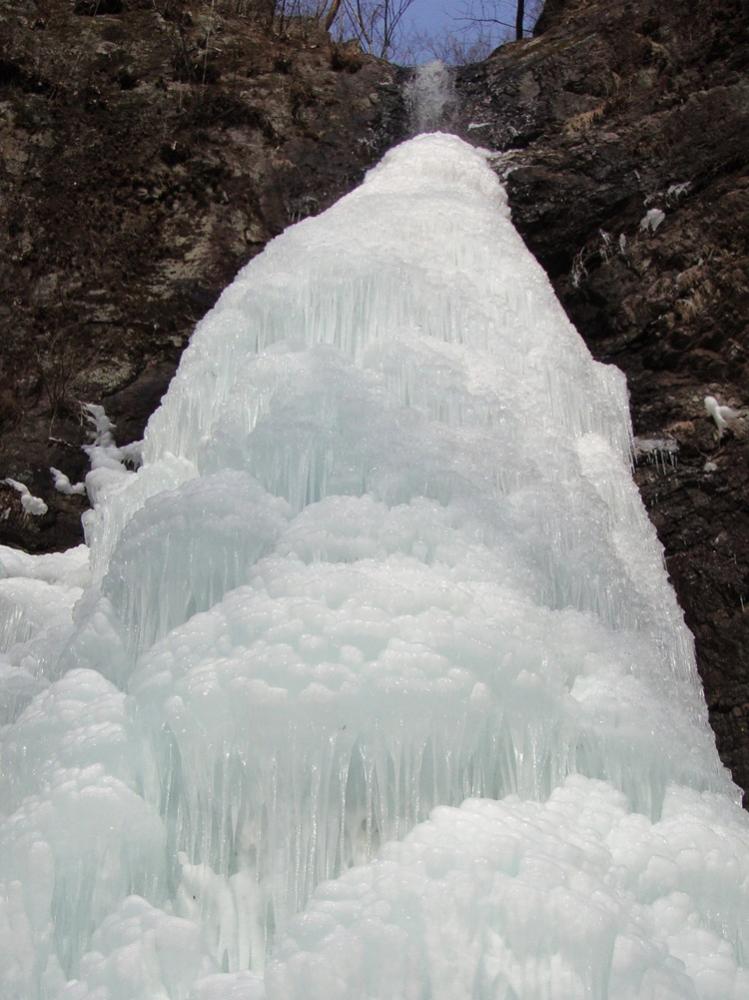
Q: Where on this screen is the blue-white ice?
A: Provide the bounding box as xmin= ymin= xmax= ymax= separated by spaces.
xmin=1 ymin=135 xmax=748 ymax=1000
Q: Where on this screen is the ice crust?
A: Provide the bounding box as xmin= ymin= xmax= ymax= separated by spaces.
xmin=1 ymin=135 xmax=747 ymax=1000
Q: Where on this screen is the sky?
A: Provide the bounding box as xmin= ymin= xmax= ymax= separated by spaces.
xmin=398 ymin=0 xmax=530 ymax=63
xmin=402 ymin=0 xmax=456 ymax=40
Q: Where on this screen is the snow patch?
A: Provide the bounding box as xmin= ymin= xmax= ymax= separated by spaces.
xmin=3 ymin=479 xmax=48 ymax=517
xmin=640 ymin=207 xmax=665 ymax=233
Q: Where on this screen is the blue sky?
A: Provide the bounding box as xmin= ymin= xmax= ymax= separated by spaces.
xmin=399 ymin=0 xmax=530 ymax=62
xmin=402 ymin=0 xmax=456 ymax=39
xmin=402 ymin=0 xmax=528 ymax=34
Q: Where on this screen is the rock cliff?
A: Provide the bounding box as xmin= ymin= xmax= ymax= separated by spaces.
xmin=0 ymin=0 xmax=405 ymax=548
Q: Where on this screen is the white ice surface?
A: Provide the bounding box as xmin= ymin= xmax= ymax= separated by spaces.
xmin=1 ymin=135 xmax=747 ymax=1000
xmin=639 ymin=208 xmax=665 ymax=234
xmin=51 ymin=467 xmax=87 ymax=497
xmin=267 ymin=776 xmax=749 ymax=1000
xmin=4 ymin=478 xmax=49 ymax=516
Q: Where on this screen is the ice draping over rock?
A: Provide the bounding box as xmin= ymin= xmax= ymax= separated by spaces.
xmin=4 ymin=478 xmax=48 ymax=517
xmin=0 ymin=135 xmax=747 ymax=1000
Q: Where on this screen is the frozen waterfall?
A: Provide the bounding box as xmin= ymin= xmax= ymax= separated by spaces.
xmin=405 ymin=61 xmax=457 ymax=133
xmin=1 ymin=134 xmax=748 ymax=1000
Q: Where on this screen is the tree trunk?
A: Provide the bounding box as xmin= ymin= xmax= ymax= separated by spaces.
xmin=515 ymin=0 xmax=525 ymax=39
xmin=324 ymin=0 xmax=344 ymax=31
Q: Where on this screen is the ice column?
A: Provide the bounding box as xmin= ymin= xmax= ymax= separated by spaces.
xmin=0 ymin=135 xmax=747 ymax=1000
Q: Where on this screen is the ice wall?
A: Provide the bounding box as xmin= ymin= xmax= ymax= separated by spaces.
xmin=1 ymin=135 xmax=748 ymax=1000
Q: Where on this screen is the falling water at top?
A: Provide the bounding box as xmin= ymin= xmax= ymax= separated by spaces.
xmin=405 ymin=59 xmax=458 ymax=133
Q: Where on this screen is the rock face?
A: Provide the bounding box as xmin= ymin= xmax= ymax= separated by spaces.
xmin=0 ymin=0 xmax=405 ymax=551
xmin=456 ymin=0 xmax=749 ymax=800
xmin=2 ymin=0 xmax=748 ymax=800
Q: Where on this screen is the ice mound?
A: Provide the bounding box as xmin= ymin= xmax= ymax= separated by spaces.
xmin=266 ymin=776 xmax=749 ymax=1000
xmin=1 ymin=135 xmax=747 ymax=1000
xmin=0 ymin=544 xmax=90 ymax=723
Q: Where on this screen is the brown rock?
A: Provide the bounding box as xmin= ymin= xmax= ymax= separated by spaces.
xmin=0 ymin=1 xmax=406 ymax=552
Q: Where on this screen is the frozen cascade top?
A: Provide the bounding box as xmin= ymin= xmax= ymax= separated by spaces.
xmin=404 ymin=60 xmax=458 ymax=134
xmin=1 ymin=135 xmax=748 ymax=1000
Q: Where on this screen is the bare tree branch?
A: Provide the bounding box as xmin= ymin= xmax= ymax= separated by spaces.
xmin=454 ymin=0 xmax=543 ymax=50
xmin=334 ymin=0 xmax=417 ymax=59
xmin=323 ymin=0 xmax=344 ymax=31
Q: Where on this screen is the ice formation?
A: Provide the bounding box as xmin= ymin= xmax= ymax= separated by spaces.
xmin=639 ymin=208 xmax=665 ymax=234
xmin=1 ymin=135 xmax=748 ymax=1000
xmin=4 ymin=478 xmax=49 ymax=517
xmin=51 ymin=468 xmax=87 ymax=497
xmin=633 ymin=436 xmax=678 ymax=473
xmin=405 ymin=61 xmax=457 ymax=133
xmin=704 ymin=394 xmax=744 ymax=440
